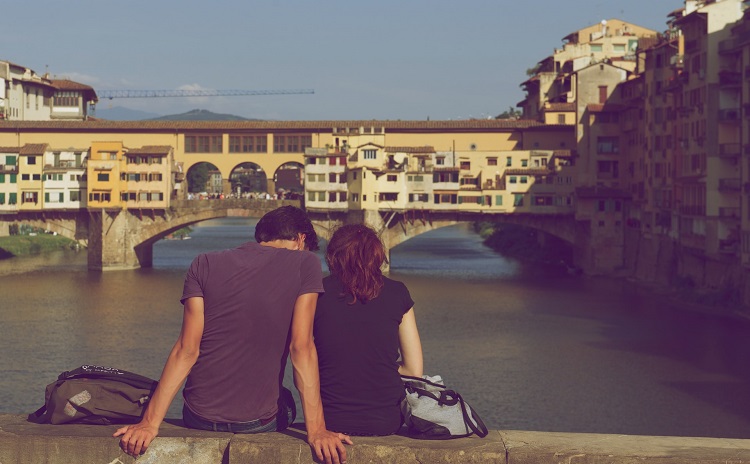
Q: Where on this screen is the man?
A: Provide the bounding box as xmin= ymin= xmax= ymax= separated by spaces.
xmin=115 ymin=206 xmax=351 ymax=464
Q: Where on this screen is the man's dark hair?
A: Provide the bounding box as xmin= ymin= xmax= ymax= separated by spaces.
xmin=254 ymin=205 xmax=319 ymax=251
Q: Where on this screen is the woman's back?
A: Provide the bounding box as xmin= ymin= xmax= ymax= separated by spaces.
xmin=314 ymin=274 xmax=414 ymax=435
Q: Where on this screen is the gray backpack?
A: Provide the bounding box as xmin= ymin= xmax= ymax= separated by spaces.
xmin=28 ymin=365 xmax=158 ymax=425
xmin=401 ymin=374 xmax=488 ymax=439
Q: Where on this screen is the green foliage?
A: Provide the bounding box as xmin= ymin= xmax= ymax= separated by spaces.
xmin=187 ymin=163 xmax=212 ymax=193
xmin=0 ymin=234 xmax=78 ymax=259
xmin=482 ymin=224 xmax=572 ymax=264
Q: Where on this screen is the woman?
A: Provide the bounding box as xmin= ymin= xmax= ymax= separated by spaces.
xmin=314 ymin=224 xmax=423 ymax=436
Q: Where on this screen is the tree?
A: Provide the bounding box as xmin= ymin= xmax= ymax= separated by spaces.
xmin=496 ymin=106 xmax=522 ymax=120
xmin=187 ymin=163 xmax=212 ymax=193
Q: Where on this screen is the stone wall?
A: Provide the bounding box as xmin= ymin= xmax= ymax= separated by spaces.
xmin=1 ymin=415 xmax=749 ymax=463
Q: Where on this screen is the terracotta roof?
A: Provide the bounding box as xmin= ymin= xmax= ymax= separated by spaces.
xmin=587 ymin=103 xmax=625 ymax=113
xmin=0 ymin=119 xmax=547 ymax=132
xmin=546 ymin=102 xmax=575 ymax=112
xmin=0 ymin=146 xmax=19 ymax=153
xmin=126 ymin=145 xmax=172 ymax=155
xmin=385 ymin=146 xmax=435 ymax=154
xmin=50 ymin=79 xmax=94 ymax=91
xmin=637 ymin=37 xmax=660 ymax=51
xmin=19 ymin=143 xmax=48 ymax=155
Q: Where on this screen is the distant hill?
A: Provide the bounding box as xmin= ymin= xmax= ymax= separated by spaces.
xmin=95 ymin=106 xmax=162 ymax=121
xmin=148 ymin=109 xmax=261 ymax=121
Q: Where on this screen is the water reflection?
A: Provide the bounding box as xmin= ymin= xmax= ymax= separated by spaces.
xmin=1 ymin=219 xmax=749 ymax=438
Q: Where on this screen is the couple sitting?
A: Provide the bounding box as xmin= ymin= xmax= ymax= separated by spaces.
xmin=114 ymin=206 xmax=423 ymax=464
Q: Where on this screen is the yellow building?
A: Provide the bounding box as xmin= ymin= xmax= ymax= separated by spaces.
xmin=88 ymin=142 xmax=127 ymax=210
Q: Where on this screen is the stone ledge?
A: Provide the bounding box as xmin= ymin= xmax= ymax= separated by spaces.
xmin=1 ymin=414 xmax=750 ymax=463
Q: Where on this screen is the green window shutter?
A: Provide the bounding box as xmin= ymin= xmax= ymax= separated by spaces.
xmin=45 ymin=192 xmax=50 ymax=202
xmin=6 ymin=155 xmax=16 ymax=166
xmin=59 ymin=192 xmax=64 ymax=202
xmin=0 ymin=174 xmax=4 ymax=183
xmin=495 ymin=195 xmax=502 ymax=205
xmin=9 ymin=193 xmax=17 ymax=204
xmin=10 ymin=174 xmax=17 ymax=183
xmin=0 ymin=193 xmax=5 ymax=204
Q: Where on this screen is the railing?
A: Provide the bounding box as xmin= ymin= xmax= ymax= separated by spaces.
xmin=718 ymin=108 xmax=741 ymax=122
xmin=718 ymin=178 xmax=741 ymax=191
xmin=719 ymin=207 xmax=740 ymax=219
xmin=719 ymin=143 xmax=741 ymax=157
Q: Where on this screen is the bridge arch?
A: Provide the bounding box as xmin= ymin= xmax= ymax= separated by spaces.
xmin=185 ymin=162 xmax=222 ymax=195
xmin=274 ymin=162 xmax=304 ymax=196
xmin=229 ymin=162 xmax=268 ymax=195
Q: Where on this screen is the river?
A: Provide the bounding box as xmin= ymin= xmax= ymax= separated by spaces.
xmin=1 ymin=218 xmax=749 ymax=438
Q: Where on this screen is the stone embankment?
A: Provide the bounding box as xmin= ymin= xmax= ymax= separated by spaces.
xmin=1 ymin=414 xmax=749 ymax=463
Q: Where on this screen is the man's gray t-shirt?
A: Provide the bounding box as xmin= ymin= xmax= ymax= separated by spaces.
xmin=180 ymin=241 xmax=323 ymax=423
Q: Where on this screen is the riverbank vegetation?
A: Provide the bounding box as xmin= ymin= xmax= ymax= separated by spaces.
xmin=0 ymin=234 xmax=79 ymax=259
xmin=475 ymin=222 xmax=573 ymax=266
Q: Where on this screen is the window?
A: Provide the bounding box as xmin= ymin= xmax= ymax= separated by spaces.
xmin=229 ymin=135 xmax=267 ymax=153
xmin=558 ymin=114 xmax=566 ymax=124
xmin=351 ymin=171 xmax=358 ymax=180
xmin=436 ymin=157 xmax=445 ymax=165
xmin=97 ymin=173 xmax=110 ymax=182
xmin=387 ymin=175 xmax=397 ymax=182
xmin=408 ymin=175 xmax=424 ymax=182
xmin=273 ymin=134 xmax=311 ymax=153
xmin=328 ymin=192 xmax=337 ymax=202
xmin=614 ymin=44 xmax=626 ymax=52
xmin=363 ymin=149 xmax=377 ymax=160
xmin=329 ymin=173 xmax=337 ymax=183
xmin=506 ymin=157 xmax=512 ymax=167
xmin=23 ymin=192 xmax=38 ymax=203
xmin=487 ymin=158 xmax=497 ymax=166
xmin=27 ymin=156 xmax=36 ymax=165
xmin=597 ymin=137 xmax=619 ymax=154
xmin=495 ymin=195 xmax=503 ymax=205
xmin=185 ymin=135 xmax=223 ymax=153
xmin=307 ymin=191 xmax=316 ymax=201
xmin=53 ymin=91 xmax=79 ymax=107
xmin=520 ymin=176 xmax=528 ymax=184
xmin=434 ymin=193 xmax=457 ymax=204
xmin=318 ymin=192 xmax=325 ymax=201
xmin=352 ymin=193 xmax=359 ymax=202
xmin=0 ymin=193 xmax=4 ymax=204
xmin=409 ymin=193 xmax=429 ymax=202
xmin=339 ymin=192 xmax=347 ymax=202
xmin=591 ymin=44 xmax=602 ymax=52
xmin=70 ymin=191 xmax=80 ymax=202
xmin=513 ymin=194 xmax=524 ymax=207
xmin=378 ymin=192 xmax=398 ymax=202
xmin=509 ymin=176 xmax=517 ymax=184
xmin=460 ymin=161 xmax=470 ymax=170
xmin=10 ymin=174 xmax=16 ymax=183
xmin=21 ymin=174 xmax=30 ymax=181
xmin=0 ymin=174 xmax=3 ymax=183
xmin=339 ymin=173 xmax=347 ymax=183
xmin=521 ymin=160 xmax=528 ymax=167
xmin=9 ymin=193 xmax=17 ymax=204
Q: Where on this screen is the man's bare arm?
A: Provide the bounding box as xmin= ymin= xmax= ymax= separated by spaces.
xmin=113 ymin=297 xmax=205 ymax=456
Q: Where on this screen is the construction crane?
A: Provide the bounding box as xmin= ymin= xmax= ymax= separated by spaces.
xmin=90 ymin=88 xmax=314 ymax=115
xmin=96 ymin=88 xmax=314 ymax=99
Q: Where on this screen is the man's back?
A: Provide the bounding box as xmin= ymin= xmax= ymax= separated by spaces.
xmin=180 ymin=241 xmax=323 ymax=423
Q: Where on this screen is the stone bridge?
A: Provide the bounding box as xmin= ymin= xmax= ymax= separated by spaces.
xmin=87 ymin=199 xmax=299 ymax=270
xmin=2 ymin=203 xmax=580 ymax=271
xmin=307 ymin=208 xmax=578 ymax=271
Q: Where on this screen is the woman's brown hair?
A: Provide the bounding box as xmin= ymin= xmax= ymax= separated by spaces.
xmin=325 ymin=224 xmax=387 ymax=304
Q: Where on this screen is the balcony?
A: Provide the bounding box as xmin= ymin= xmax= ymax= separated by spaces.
xmin=718 ymin=178 xmax=741 ymax=192
xmin=719 ymin=143 xmax=741 ymax=157
xmin=718 ymin=108 xmax=741 ymax=123
xmin=719 ymin=207 xmax=740 ymax=220
xmin=719 ymin=38 xmax=739 ymax=54
xmin=719 ymin=70 xmax=741 ymax=87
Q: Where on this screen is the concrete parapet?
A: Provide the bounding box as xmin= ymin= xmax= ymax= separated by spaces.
xmin=1 ymin=414 xmax=750 ymax=463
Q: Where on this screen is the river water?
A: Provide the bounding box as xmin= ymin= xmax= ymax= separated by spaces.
xmin=1 ymin=218 xmax=750 ymax=438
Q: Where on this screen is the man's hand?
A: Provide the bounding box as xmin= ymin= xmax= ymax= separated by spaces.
xmin=308 ymin=429 xmax=353 ymax=464
xmin=113 ymin=421 xmax=159 ymax=457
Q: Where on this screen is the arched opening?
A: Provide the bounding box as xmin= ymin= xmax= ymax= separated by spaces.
xmin=274 ymin=162 xmax=304 ymax=199
xmin=186 ymin=162 xmax=222 ymax=196
xmin=229 ymin=162 xmax=268 ymax=196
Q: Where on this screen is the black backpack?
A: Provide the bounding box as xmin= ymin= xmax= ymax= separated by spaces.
xmin=28 ymin=365 xmax=158 ymax=425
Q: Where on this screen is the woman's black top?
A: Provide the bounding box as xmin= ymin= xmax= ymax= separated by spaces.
xmin=314 ymin=275 xmax=414 ymax=435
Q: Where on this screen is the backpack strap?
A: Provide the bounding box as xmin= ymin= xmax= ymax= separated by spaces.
xmin=27 ymin=404 xmax=50 ymax=424
xmin=457 ymin=393 xmax=489 ymax=438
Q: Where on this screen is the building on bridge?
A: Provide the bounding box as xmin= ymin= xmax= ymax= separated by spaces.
xmin=0 ymin=60 xmax=97 ymax=121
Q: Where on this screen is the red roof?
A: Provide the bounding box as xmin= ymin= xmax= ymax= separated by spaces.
xmin=19 ymin=143 xmax=48 ymax=155
xmin=126 ymin=145 xmax=172 ymax=156
xmin=385 ymin=146 xmax=435 ymax=154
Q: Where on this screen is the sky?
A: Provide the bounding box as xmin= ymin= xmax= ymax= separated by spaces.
xmin=4 ymin=0 xmax=677 ymax=120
